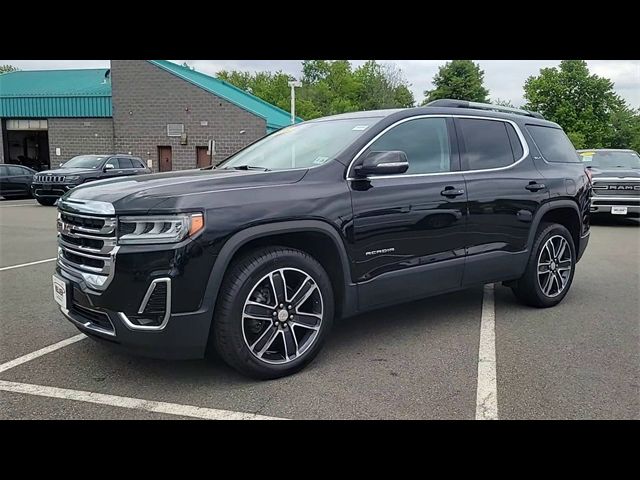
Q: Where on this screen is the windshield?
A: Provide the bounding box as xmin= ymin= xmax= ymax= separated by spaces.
xmin=218 ymin=118 xmax=379 ymax=171
xmin=62 ymin=155 xmax=107 ymax=169
xmin=578 ymin=150 xmax=640 ymax=169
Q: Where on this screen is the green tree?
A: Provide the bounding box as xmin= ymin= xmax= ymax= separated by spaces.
xmin=422 ymin=60 xmax=489 ymax=105
xmin=218 ymin=60 xmax=414 ymax=121
xmin=0 ymin=64 xmax=19 ymax=74
xmin=493 ymin=98 xmax=516 ymax=108
xmin=523 ymin=60 xmax=636 ymax=149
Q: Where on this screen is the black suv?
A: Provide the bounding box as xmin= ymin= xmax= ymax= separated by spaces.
xmin=32 ymin=154 xmax=150 ymax=206
xmin=53 ymin=100 xmax=592 ymax=379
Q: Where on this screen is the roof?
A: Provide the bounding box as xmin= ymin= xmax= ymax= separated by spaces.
xmin=0 ymin=62 xmax=299 ymax=130
xmin=308 ymin=108 xmax=404 ymax=122
xmin=149 ymin=60 xmax=301 ymax=131
xmin=0 ymin=68 xmax=112 ymax=117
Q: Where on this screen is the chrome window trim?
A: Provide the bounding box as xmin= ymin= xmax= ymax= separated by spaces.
xmin=118 ymin=278 xmax=172 ymax=331
xmin=345 ymin=114 xmax=530 ymax=181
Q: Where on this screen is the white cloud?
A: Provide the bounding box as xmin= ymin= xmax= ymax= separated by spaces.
xmin=2 ymin=59 xmax=638 ymax=108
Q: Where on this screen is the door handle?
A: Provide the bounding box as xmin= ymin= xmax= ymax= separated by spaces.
xmin=440 ymin=187 xmax=465 ymax=198
xmin=525 ymin=182 xmax=546 ymax=192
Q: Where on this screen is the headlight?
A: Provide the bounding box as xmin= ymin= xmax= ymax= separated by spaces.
xmin=117 ymin=213 xmax=204 ymax=245
xmin=65 ymin=175 xmax=81 ymax=182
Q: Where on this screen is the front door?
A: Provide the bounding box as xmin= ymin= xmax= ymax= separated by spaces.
xmin=158 ymin=146 xmax=172 ymax=172
xmin=196 ymin=146 xmax=212 ymax=168
xmin=349 ymin=116 xmax=468 ymax=309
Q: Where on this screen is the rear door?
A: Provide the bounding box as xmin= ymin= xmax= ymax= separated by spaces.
xmin=457 ymin=116 xmax=548 ymax=285
xmin=349 ymin=116 xmax=468 ymax=308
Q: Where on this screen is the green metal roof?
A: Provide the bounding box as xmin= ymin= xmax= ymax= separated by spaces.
xmin=0 ymin=69 xmax=112 ymax=117
xmin=0 ymin=62 xmax=301 ymax=131
xmin=149 ymin=60 xmax=302 ymax=131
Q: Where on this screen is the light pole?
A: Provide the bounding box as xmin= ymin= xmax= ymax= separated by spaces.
xmin=288 ymin=80 xmax=302 ymax=124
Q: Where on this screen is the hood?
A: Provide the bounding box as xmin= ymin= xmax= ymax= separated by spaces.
xmin=37 ymin=167 xmax=100 ymax=176
xmin=588 ymin=167 xmax=640 ymax=179
xmin=60 ymin=167 xmax=308 ymax=213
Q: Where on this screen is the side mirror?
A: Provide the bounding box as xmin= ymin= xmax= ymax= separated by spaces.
xmin=354 ymin=151 xmax=409 ymax=177
xmin=104 ymin=164 xmax=115 ymax=171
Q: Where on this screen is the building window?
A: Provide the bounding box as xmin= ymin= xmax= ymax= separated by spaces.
xmin=167 ymin=123 xmax=184 ymax=137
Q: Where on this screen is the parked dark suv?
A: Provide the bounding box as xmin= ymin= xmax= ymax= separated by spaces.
xmin=53 ymin=100 xmax=591 ymax=379
xmin=32 ymin=154 xmax=150 ymax=206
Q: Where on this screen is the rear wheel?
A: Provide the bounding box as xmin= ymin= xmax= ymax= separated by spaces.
xmin=511 ymin=222 xmax=576 ymax=308
xmin=36 ymin=198 xmax=56 ymax=206
xmin=212 ymin=246 xmax=334 ymax=379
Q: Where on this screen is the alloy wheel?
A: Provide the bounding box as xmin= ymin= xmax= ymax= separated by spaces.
xmin=242 ymin=268 xmax=324 ymax=365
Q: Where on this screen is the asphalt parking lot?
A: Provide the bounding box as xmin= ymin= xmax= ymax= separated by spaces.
xmin=1 ymin=198 xmax=638 ymax=419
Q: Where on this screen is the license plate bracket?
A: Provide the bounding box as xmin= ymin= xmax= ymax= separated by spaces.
xmin=52 ymin=274 xmax=68 ymax=310
xmin=611 ymin=206 xmax=628 ymax=215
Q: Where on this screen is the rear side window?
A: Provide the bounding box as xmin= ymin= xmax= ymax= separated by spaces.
xmin=133 ymin=159 xmax=145 ymax=168
xmin=458 ymin=118 xmax=516 ymax=170
xmin=118 ymin=158 xmax=134 ymax=169
xmin=526 ymin=125 xmax=580 ymax=163
xmin=0 ymin=165 xmax=7 ymax=176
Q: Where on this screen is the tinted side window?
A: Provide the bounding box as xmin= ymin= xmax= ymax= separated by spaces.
xmin=366 ymin=117 xmax=451 ymax=174
xmin=8 ymin=166 xmax=27 ymax=176
xmin=526 ymin=125 xmax=579 ymax=163
xmin=132 ymin=159 xmax=145 ymax=168
xmin=118 ymin=158 xmax=134 ymax=169
xmin=458 ymin=118 xmax=515 ymax=170
xmin=0 ymin=165 xmax=9 ymax=176
xmin=105 ymin=158 xmax=118 ymax=169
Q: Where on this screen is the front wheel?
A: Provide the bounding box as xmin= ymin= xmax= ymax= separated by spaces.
xmin=212 ymin=246 xmax=334 ymax=379
xmin=511 ymin=222 xmax=576 ymax=308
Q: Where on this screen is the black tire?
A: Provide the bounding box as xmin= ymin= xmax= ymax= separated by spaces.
xmin=36 ymin=198 xmax=56 ymax=206
xmin=511 ymin=222 xmax=576 ymax=308
xmin=212 ymin=246 xmax=334 ymax=380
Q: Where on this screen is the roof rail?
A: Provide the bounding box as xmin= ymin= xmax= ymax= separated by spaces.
xmin=426 ymin=99 xmax=545 ymax=120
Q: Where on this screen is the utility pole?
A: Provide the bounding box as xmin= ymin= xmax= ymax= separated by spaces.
xmin=288 ymin=80 xmax=302 ymax=124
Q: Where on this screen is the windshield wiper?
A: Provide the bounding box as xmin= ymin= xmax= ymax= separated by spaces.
xmin=226 ymin=165 xmax=271 ymax=172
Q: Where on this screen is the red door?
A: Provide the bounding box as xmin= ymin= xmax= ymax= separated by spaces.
xmin=196 ymin=146 xmax=212 ymax=168
xmin=158 ymin=146 xmax=172 ymax=172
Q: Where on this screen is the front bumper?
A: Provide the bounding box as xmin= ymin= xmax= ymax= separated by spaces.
xmin=590 ymin=196 xmax=640 ymax=216
xmin=32 ymin=183 xmax=78 ymax=199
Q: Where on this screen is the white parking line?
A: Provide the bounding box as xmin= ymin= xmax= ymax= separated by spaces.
xmin=475 ymin=283 xmax=498 ymax=420
xmin=0 ymin=203 xmax=36 ymax=208
xmin=0 ymin=334 xmax=86 ymax=374
xmin=0 ymin=380 xmax=284 ymax=420
xmin=0 ymin=258 xmax=57 ymax=272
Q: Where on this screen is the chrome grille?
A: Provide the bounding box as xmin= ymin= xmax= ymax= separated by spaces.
xmin=35 ymin=175 xmax=66 ymax=183
xmin=592 ymin=179 xmax=640 ymax=196
xmin=57 ymin=210 xmax=118 ymax=291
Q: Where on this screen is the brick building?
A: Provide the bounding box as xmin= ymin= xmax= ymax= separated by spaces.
xmin=0 ymin=60 xmax=298 ymax=171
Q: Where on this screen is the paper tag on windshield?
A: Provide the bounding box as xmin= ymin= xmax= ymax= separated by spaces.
xmin=352 ymin=125 xmax=368 ymax=131
xmin=313 ymin=156 xmax=329 ymax=165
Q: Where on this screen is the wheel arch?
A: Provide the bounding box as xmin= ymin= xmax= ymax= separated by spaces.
xmin=202 ymin=220 xmax=356 ymax=323
xmin=527 ymin=200 xmax=582 ymax=255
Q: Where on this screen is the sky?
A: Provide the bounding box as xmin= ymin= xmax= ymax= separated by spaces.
xmin=2 ymin=60 xmax=639 ymax=109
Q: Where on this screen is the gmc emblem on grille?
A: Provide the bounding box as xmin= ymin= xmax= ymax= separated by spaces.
xmin=607 ymin=185 xmax=640 ymax=190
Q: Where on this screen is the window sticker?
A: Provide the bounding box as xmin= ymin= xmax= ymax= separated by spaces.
xmin=313 ymin=156 xmax=329 ymax=165
xmin=581 ymin=155 xmax=593 ymax=162
xmin=352 ymin=125 xmax=368 ymax=131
